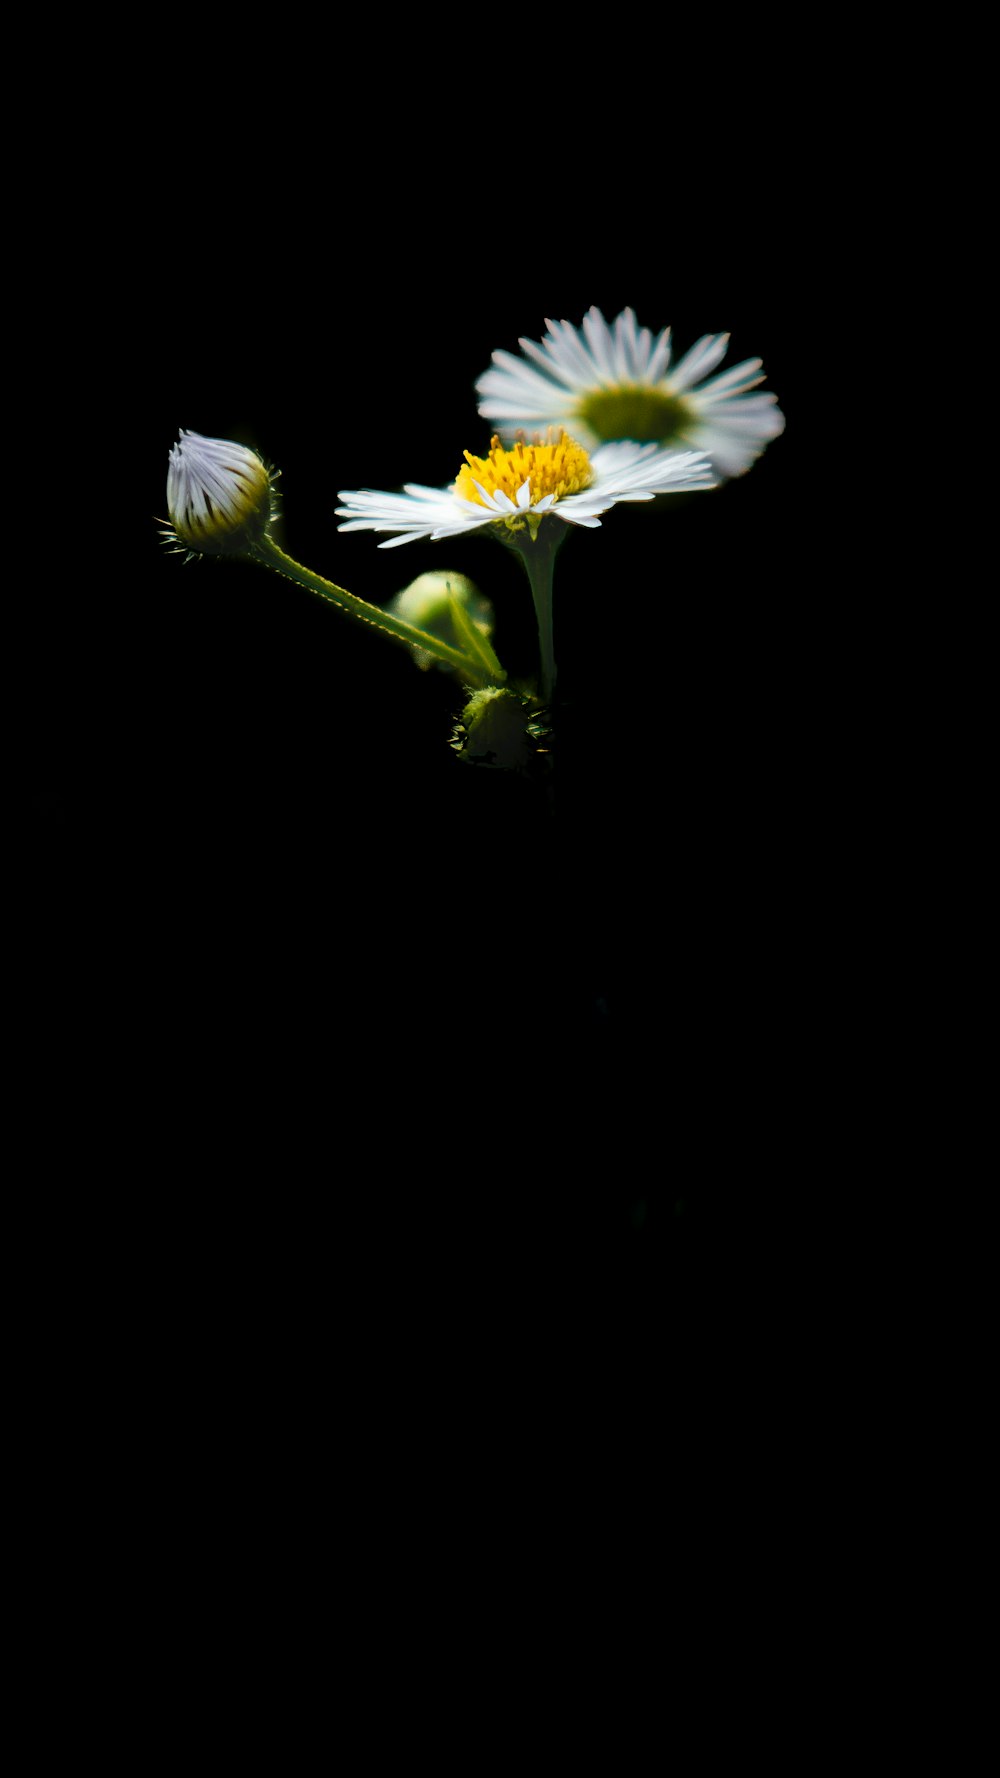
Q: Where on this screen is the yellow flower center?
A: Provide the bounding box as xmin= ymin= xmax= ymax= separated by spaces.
xmin=455 ymin=432 xmax=593 ymax=517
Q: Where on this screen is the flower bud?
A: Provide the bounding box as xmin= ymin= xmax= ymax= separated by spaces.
xmin=452 ymin=686 xmax=552 ymax=771
xmin=387 ymin=572 xmax=494 ymax=673
xmin=165 ymin=429 xmax=274 ymax=556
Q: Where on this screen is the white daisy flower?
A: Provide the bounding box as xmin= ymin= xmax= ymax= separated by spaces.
xmin=164 ymin=429 xmax=274 ymax=554
xmin=475 ymin=307 xmax=785 ymax=478
xmin=335 ymin=430 xmax=714 ymax=549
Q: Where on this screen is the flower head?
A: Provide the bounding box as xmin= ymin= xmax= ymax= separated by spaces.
xmin=164 ymin=429 xmax=274 ymax=555
xmin=475 ymin=307 xmax=784 ymax=478
xmin=336 ymin=430 xmax=714 ymax=548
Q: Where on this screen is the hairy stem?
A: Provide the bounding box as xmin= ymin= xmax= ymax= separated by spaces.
xmin=251 ymin=534 xmax=493 ymax=682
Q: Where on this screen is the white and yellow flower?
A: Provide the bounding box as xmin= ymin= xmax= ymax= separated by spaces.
xmin=475 ymin=307 xmax=784 ymax=478
xmin=164 ymin=429 xmax=274 ymax=554
xmin=335 ymin=430 xmax=714 ymax=549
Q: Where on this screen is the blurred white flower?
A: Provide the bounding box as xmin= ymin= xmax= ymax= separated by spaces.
xmin=476 ymin=307 xmax=784 ymax=478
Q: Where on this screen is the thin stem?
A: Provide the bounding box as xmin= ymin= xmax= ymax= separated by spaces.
xmin=518 ymin=530 xmax=560 ymax=706
xmin=250 ymin=534 xmax=492 ymax=683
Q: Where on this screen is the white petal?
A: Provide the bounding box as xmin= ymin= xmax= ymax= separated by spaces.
xmin=693 ymin=396 xmax=785 ymax=431
xmin=690 ymin=358 xmax=766 ymax=400
xmin=512 ymin=337 xmax=579 ymax=392
xmin=581 ymin=307 xmax=619 ymax=380
xmin=611 ymin=310 xmax=638 ymax=382
xmin=617 ymin=308 xmax=658 ymax=381
xmin=477 ymin=349 xmax=567 ymax=403
xmin=479 ymin=400 xmax=573 ymax=426
xmin=646 ymin=326 xmax=673 ymax=381
xmin=541 ymin=316 xmax=607 ymax=387
xmin=682 ymin=414 xmax=784 ymax=475
xmin=668 ymin=334 xmax=731 ymax=392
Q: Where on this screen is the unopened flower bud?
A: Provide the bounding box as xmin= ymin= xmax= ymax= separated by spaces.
xmin=452 ymin=686 xmax=551 ymax=771
xmin=165 ymin=429 xmax=274 ymax=556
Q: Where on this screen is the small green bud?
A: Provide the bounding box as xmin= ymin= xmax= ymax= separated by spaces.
xmin=387 ymin=572 xmax=494 ymax=674
xmin=452 ymin=686 xmax=551 ymax=771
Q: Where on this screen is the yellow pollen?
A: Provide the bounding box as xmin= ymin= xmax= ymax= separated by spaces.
xmin=455 ymin=431 xmax=593 ymax=511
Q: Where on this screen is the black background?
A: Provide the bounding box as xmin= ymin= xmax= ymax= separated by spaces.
xmin=26 ymin=130 xmax=816 ymax=1395
xmin=9 ymin=49 xmax=886 ymax=1733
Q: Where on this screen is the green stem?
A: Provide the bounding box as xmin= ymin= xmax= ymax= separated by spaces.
xmin=250 ymin=534 xmax=489 ymax=682
xmin=518 ymin=530 xmax=559 ymax=706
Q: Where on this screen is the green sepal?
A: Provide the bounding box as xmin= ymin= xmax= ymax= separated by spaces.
xmin=448 ymin=593 xmax=506 ymax=684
